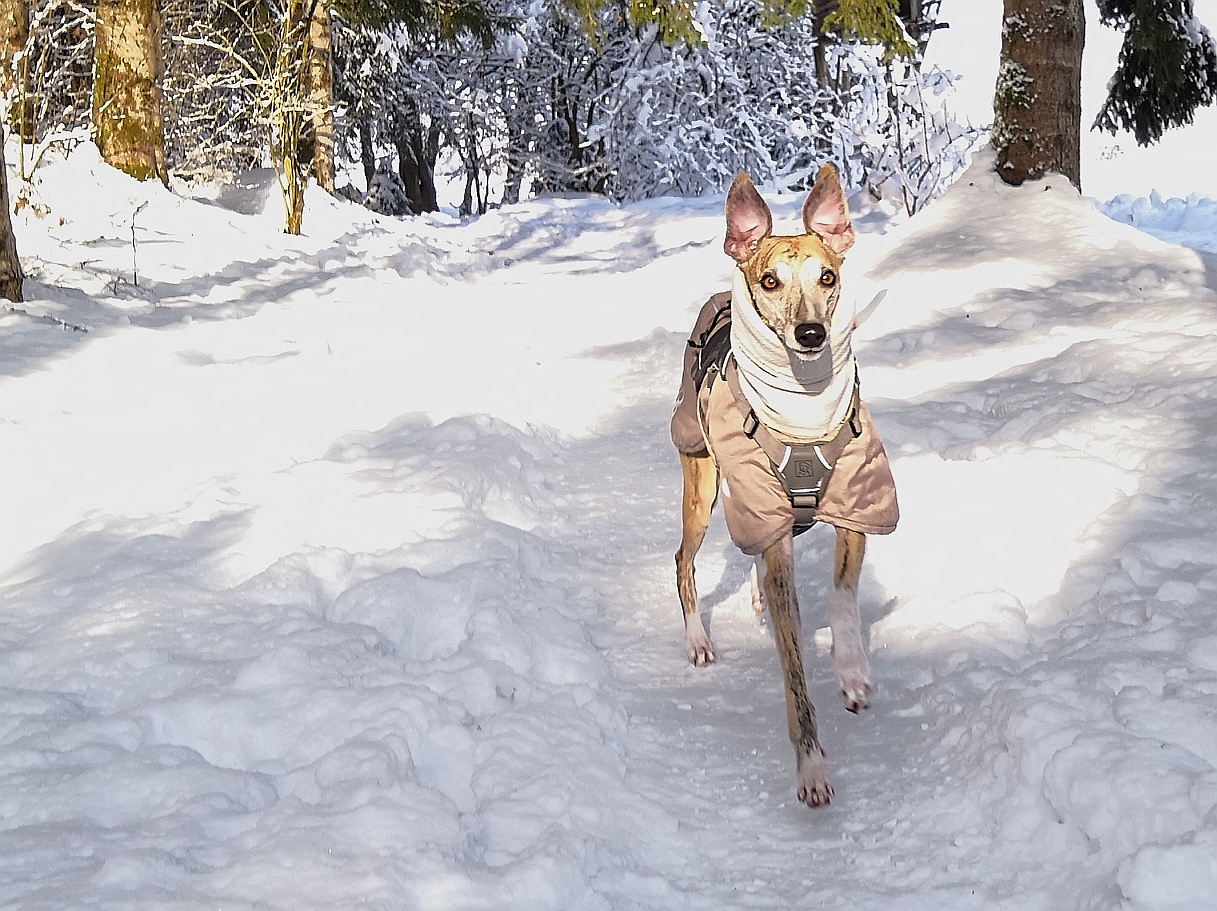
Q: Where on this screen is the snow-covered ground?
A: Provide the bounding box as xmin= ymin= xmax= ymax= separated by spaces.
xmin=4 ymin=131 xmax=1217 ymax=909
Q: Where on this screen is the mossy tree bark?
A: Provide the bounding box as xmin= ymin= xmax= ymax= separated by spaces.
xmin=0 ymin=122 xmax=24 ymax=302
xmin=0 ymin=0 xmax=33 ymax=142
xmin=993 ymin=0 xmax=1084 ymax=188
xmin=92 ymin=0 xmax=169 ymax=184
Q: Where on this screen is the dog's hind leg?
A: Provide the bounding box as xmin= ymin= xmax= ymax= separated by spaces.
xmin=676 ymin=451 xmax=718 ymax=666
xmin=829 ymin=527 xmax=872 ymax=713
xmin=760 ymin=534 xmax=832 ymax=806
xmin=749 ymin=559 xmax=764 ymax=617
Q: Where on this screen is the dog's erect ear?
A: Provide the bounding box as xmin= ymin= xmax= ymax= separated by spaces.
xmin=802 ymin=164 xmax=855 ymax=255
xmin=724 ymin=173 xmax=772 ymax=263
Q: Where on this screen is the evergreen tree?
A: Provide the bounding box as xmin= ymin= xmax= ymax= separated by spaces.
xmin=329 ymin=17 xmax=455 ymax=213
xmin=1093 ymin=0 xmax=1217 ymax=145
xmin=819 ymin=0 xmax=913 ymax=60
xmin=337 ymin=0 xmax=502 ymax=41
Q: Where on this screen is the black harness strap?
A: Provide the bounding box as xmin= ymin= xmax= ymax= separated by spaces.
xmin=725 ymin=357 xmax=861 ymax=536
xmin=686 ymin=300 xmax=733 ymax=390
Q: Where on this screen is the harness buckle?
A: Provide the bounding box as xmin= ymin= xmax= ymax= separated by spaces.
xmin=742 ymin=410 xmax=760 ymax=439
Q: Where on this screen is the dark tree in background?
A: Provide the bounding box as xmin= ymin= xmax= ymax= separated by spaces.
xmin=1093 ymin=0 xmax=1217 ymax=145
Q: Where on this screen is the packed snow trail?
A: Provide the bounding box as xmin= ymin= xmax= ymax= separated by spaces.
xmin=2 ymin=147 xmax=1217 ymax=909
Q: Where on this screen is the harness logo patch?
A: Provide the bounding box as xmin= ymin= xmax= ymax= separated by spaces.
xmin=794 ymin=461 xmax=816 ymax=478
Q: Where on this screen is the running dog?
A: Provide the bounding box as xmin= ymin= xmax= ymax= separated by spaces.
xmin=670 ymin=165 xmax=899 ymax=807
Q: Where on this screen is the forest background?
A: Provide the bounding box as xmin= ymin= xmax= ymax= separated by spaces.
xmin=0 ymin=0 xmax=1043 ymax=240
xmin=3 ymin=0 xmax=1216 ymax=244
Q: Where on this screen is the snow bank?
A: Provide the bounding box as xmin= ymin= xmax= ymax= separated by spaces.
xmin=1100 ymin=191 xmax=1217 ymax=253
xmin=3 ymin=148 xmax=708 ymax=909
xmin=851 ymin=152 xmax=1217 ymax=909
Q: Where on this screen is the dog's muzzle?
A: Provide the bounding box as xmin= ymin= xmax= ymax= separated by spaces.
xmin=794 ymin=322 xmax=827 ymax=351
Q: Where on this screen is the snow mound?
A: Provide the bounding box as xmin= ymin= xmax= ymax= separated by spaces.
xmin=1100 ymin=190 xmax=1217 ymax=253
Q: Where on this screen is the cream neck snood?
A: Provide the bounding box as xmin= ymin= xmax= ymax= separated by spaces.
xmin=730 ymin=268 xmax=858 ymax=442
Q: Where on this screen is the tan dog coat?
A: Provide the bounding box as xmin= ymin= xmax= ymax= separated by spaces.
xmin=672 ymin=292 xmax=899 ymax=555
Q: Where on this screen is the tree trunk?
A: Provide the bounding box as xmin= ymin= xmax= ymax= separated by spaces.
xmin=0 ymin=122 xmax=23 ymax=302
xmin=359 ymin=115 xmax=375 ymax=192
xmin=813 ymin=41 xmax=829 ymax=87
xmin=421 ymin=123 xmax=440 ymax=211
xmin=812 ymin=0 xmax=840 ymax=19
xmin=271 ymin=0 xmax=310 ymax=234
xmin=458 ymin=113 xmax=486 ymax=216
xmin=810 ymin=1 xmax=831 ymax=87
xmin=306 ymin=2 xmax=334 ymax=194
xmin=502 ymin=119 xmax=525 ymax=206
xmin=993 ymin=0 xmax=1084 ymax=188
xmin=396 ymin=133 xmax=422 ymax=214
xmin=394 ymin=113 xmax=439 ymax=214
xmin=92 ymin=0 xmax=168 ymax=184
xmin=0 ymin=0 xmax=33 ymax=142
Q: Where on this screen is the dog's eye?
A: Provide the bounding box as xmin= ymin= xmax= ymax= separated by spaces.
xmin=819 ymin=269 xmax=836 ymax=287
xmin=760 ymin=273 xmax=780 ymax=291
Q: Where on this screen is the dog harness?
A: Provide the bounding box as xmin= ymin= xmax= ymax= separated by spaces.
xmin=686 ymin=301 xmax=862 ymax=533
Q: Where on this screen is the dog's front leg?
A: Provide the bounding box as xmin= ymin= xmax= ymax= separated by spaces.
xmin=760 ymin=534 xmax=832 ymax=806
xmin=750 ymin=559 xmax=764 ymax=616
xmin=828 ymin=527 xmax=871 ymax=713
xmin=676 ymin=452 xmax=718 ymax=666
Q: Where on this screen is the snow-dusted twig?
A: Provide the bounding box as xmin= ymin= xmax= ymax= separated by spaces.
xmin=2 ymin=304 xmax=89 ymax=333
xmin=130 ymin=201 xmax=149 ymax=287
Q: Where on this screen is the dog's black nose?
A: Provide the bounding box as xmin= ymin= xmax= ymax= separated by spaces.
xmin=794 ymin=322 xmax=827 ymax=350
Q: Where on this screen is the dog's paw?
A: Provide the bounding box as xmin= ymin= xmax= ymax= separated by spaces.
xmin=838 ymin=679 xmax=872 ymax=714
xmin=686 ymin=630 xmax=715 ymax=667
xmin=831 ymin=644 xmax=872 ymax=713
xmin=796 ymin=749 xmax=833 ymax=807
xmin=750 ymin=589 xmax=765 ymax=618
